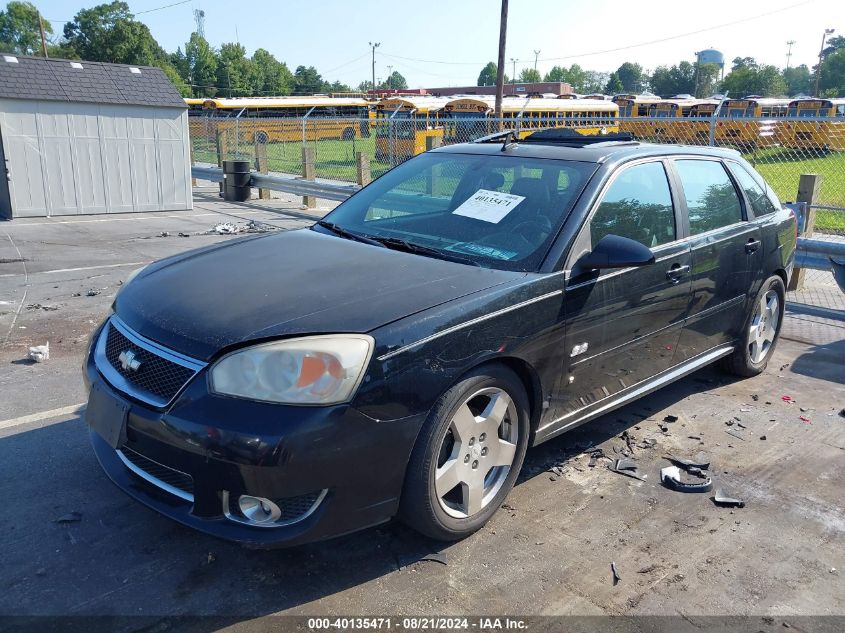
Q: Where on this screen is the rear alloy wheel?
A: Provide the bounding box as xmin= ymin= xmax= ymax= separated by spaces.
xmin=400 ymin=366 xmax=529 ymax=540
xmin=721 ymin=274 xmax=785 ymax=376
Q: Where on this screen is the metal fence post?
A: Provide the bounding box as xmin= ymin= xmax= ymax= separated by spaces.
xmin=189 ymin=141 xmax=197 ymax=187
xmin=301 ymin=146 xmax=316 ymax=209
xmin=355 ymin=151 xmax=371 ymax=186
xmin=787 ymin=173 xmax=821 ymax=292
xmin=254 ymin=141 xmax=270 ymax=200
xmin=215 ymin=126 xmax=228 ymax=196
xmin=425 ymin=135 xmax=442 ymax=195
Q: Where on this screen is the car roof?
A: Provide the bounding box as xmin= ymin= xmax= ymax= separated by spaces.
xmin=430 ymin=139 xmax=742 ymax=167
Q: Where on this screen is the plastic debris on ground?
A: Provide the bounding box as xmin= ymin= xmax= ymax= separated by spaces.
xmin=26 ymin=303 xmax=59 ymax=311
xmin=611 ymin=562 xmax=621 ymax=586
xmin=53 ymin=511 xmax=82 ymax=523
xmin=608 ymin=458 xmax=646 ymax=481
xmin=28 ymin=343 xmax=49 ymax=363
xmin=210 ymin=220 xmax=275 ymax=235
xmin=660 ymin=460 xmax=713 ymax=493
xmin=712 ymin=489 xmax=745 ymax=508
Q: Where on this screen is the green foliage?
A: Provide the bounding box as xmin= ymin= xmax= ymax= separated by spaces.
xmin=721 ymin=62 xmax=786 ymax=97
xmin=518 ymin=67 xmax=541 ymax=83
xmin=543 ymin=64 xmax=587 ymax=92
xmin=615 ymin=62 xmax=645 ymax=93
xmin=477 ymin=61 xmax=497 ymax=86
xmin=819 ymin=48 xmax=845 ymax=96
xmin=381 ymin=70 xmax=407 ymax=90
xmin=185 ymin=32 xmax=217 ymax=96
xmin=783 ymin=64 xmax=811 ymax=96
xmin=583 ymin=70 xmax=609 ymax=93
xmin=251 ymin=48 xmax=293 ymax=96
xmin=216 ymin=42 xmax=254 ymax=97
xmin=695 ymin=63 xmax=721 ymax=98
xmin=293 ymin=65 xmax=325 ymax=94
xmin=604 ymin=72 xmax=623 ymax=94
xmin=0 ymin=1 xmax=50 ymax=55
xmin=62 ymin=1 xmax=165 ymax=65
xmin=650 ymin=61 xmax=696 ymax=96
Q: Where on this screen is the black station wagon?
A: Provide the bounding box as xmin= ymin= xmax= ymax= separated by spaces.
xmin=84 ymin=129 xmax=796 ymax=546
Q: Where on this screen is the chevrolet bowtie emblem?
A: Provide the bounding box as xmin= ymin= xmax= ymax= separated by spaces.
xmin=118 ymin=349 xmax=142 ymax=372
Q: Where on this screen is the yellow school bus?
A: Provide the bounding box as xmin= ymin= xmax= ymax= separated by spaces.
xmin=202 ymin=96 xmax=374 ymax=144
xmin=613 ymin=94 xmax=663 ymax=137
xmin=374 ymin=97 xmax=450 ymax=161
xmin=440 ymin=96 xmax=619 ymax=144
xmin=777 ymin=99 xmax=845 ymax=151
xmin=639 ymin=99 xmax=718 ymax=143
xmin=716 ymin=98 xmax=790 ymax=149
xmin=185 ymin=98 xmax=206 ymax=115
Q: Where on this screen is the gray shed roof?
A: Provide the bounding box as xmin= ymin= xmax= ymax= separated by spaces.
xmin=0 ymin=54 xmax=186 ymax=108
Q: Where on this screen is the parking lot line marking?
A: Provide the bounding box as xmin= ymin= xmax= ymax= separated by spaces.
xmin=2 ymin=233 xmax=28 ymax=347
xmin=0 ymin=403 xmax=86 ymax=431
xmin=0 ymin=262 xmax=147 ymax=278
xmin=7 ymin=213 xmax=222 ymax=227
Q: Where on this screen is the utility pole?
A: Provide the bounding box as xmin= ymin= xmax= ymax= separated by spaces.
xmin=533 ymin=50 xmax=540 ymax=72
xmin=814 ymin=28 xmax=834 ymax=97
xmin=494 ymin=0 xmax=508 ymax=123
xmin=510 ymin=57 xmax=517 ymax=86
xmin=786 ymin=40 xmax=795 ymax=70
xmin=38 ymin=12 xmax=48 ymax=58
xmin=369 ymin=41 xmax=380 ymax=93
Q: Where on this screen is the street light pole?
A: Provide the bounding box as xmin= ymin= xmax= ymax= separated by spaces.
xmin=510 ymin=57 xmax=517 ymax=86
xmin=814 ymin=28 xmax=834 ymax=97
xmin=369 ymin=41 xmax=380 ymax=94
xmin=786 ymin=40 xmax=795 ymax=70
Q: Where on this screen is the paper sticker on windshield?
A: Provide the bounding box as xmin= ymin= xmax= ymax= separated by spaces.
xmin=452 ymin=189 xmax=525 ymax=224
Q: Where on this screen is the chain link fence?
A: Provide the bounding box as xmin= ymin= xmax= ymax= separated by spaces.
xmin=191 ymin=114 xmax=844 ymax=291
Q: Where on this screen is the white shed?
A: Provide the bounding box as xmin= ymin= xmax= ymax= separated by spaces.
xmin=0 ymin=55 xmax=192 ymax=218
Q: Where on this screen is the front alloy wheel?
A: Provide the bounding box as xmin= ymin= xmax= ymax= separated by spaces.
xmin=401 ymin=366 xmax=530 ymax=541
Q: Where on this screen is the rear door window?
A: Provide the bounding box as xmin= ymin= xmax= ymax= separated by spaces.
xmin=731 ymin=164 xmax=778 ymax=217
xmin=590 ymin=161 xmax=676 ymax=248
xmin=675 ymin=160 xmax=743 ymax=235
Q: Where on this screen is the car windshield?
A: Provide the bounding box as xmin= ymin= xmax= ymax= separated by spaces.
xmin=317 ymin=152 xmax=596 ymax=272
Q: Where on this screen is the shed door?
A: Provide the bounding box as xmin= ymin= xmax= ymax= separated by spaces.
xmin=2 ymin=104 xmax=48 ymax=217
xmin=39 ymin=102 xmax=79 ymax=215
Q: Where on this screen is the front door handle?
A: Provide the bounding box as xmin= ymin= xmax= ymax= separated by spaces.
xmin=745 ymin=238 xmax=761 ymax=254
xmin=666 ymin=264 xmax=690 ymax=283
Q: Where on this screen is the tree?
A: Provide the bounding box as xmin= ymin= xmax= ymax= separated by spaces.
xmin=604 ymin=72 xmax=623 ymax=94
xmin=819 ymin=48 xmax=845 ymax=96
xmin=0 ymin=1 xmax=51 ymax=56
xmin=382 ymin=70 xmax=407 ymax=90
xmin=477 ymin=61 xmax=497 ymax=86
xmin=185 ymin=32 xmax=217 ymax=96
xmin=160 ymin=63 xmax=189 ymax=96
xmin=731 ymin=56 xmax=757 ymax=71
xmin=615 ymin=62 xmax=645 ymax=93
xmin=649 ymin=61 xmax=696 ymax=96
xmin=293 ymin=65 xmax=324 ymax=94
xmin=783 ymin=64 xmax=811 ymax=96
xmin=822 ymin=35 xmax=845 ymax=57
xmin=518 ymin=67 xmax=541 ymax=83
xmin=721 ymin=63 xmax=785 ymax=97
xmin=544 ymin=64 xmax=588 ymax=91
xmin=583 ymin=70 xmax=609 ymax=93
xmin=251 ymin=48 xmax=292 ymax=96
xmin=327 ymin=79 xmax=352 ymax=93
xmin=695 ymin=62 xmax=721 ymax=97
xmin=62 ymin=1 xmax=165 ymax=65
xmin=215 ymin=42 xmax=255 ymax=97
xmin=357 ymin=79 xmax=373 ymax=92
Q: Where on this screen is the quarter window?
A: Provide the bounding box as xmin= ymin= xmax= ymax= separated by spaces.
xmin=732 ymin=165 xmax=778 ymax=216
xmin=675 ymin=160 xmax=743 ymax=235
xmin=590 ymin=162 xmax=676 ymax=248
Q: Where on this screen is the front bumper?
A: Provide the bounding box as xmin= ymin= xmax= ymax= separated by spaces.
xmin=84 ymin=335 xmax=425 ymax=548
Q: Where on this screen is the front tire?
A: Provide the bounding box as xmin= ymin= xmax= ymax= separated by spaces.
xmin=721 ymin=274 xmax=785 ymax=376
xmin=400 ymin=365 xmax=530 ymax=541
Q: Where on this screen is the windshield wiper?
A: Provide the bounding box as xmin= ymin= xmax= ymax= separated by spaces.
xmin=372 ymin=236 xmax=479 ymax=266
xmin=315 ymin=220 xmax=384 ymax=247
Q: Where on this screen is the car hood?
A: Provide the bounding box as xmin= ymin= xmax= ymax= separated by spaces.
xmin=115 ymin=228 xmax=520 ymax=361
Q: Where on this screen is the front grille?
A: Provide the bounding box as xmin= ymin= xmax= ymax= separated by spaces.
xmin=100 ymin=320 xmax=198 ymax=406
xmin=119 ymin=446 xmax=194 ymax=500
xmin=277 ymin=491 xmax=324 ymax=522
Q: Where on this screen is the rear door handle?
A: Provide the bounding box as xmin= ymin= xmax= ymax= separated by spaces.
xmin=666 ymin=264 xmax=690 ymax=282
xmin=745 ymin=239 xmax=761 ymax=254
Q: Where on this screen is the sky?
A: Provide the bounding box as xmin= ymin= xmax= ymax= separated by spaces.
xmin=36 ymin=0 xmax=841 ymax=88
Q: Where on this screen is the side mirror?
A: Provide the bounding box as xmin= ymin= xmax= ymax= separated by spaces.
xmin=578 ymin=234 xmax=656 ymax=270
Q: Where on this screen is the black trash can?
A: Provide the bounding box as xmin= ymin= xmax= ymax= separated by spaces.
xmin=223 ymin=160 xmax=252 ymax=202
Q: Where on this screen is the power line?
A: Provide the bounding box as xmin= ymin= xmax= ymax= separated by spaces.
xmin=136 ymin=0 xmax=193 ymax=15
xmin=380 ymin=0 xmax=815 ymax=67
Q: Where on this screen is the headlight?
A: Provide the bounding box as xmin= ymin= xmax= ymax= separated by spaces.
xmin=209 ymin=335 xmax=374 ymax=405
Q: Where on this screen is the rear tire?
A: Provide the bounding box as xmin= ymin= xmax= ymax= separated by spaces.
xmin=400 ymin=365 xmax=530 ymax=541
xmin=721 ymin=275 xmax=785 ymax=377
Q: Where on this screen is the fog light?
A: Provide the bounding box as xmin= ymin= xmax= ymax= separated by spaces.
xmin=237 ymin=495 xmax=281 ymax=524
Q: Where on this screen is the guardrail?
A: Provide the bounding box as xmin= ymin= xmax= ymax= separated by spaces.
xmin=193 ymin=165 xmax=845 ymax=294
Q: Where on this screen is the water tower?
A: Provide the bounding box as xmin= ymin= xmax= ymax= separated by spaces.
xmin=696 ymin=49 xmax=725 ymax=78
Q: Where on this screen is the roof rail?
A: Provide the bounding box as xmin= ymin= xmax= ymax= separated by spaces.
xmin=521 ymin=128 xmax=637 ymax=147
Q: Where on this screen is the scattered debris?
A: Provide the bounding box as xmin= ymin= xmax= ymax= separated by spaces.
xmin=799 ymin=416 xmax=811 ymax=424
xmin=781 ymin=395 xmax=794 ymax=403
xmin=839 ymin=409 xmax=845 ymax=419
xmin=751 ymin=394 xmax=759 ymax=402
xmin=664 ymin=454 xmax=711 ymax=470
xmin=687 ymin=435 xmax=701 ymax=441
xmin=712 ymin=489 xmax=745 ymax=508
xmin=53 ymin=511 xmax=82 ymax=523
xmin=86 ymin=289 xmax=101 ymax=297
xmin=611 ymin=562 xmax=621 ymax=586
xmin=26 ymin=303 xmax=59 ymax=311
xmin=205 ymin=552 xmax=216 ymax=565
xmin=725 ymin=428 xmax=746 ymax=441
xmin=587 ymin=448 xmax=607 ymax=468
xmin=759 ymin=435 xmax=767 ymax=441
xmin=779 ymin=363 xmax=790 ymax=371
xmin=660 ymin=465 xmax=712 ymax=493
xmin=608 ymin=458 xmax=646 ymax=481
xmin=178 ymin=232 xmax=190 ymax=237
xmin=159 ymin=231 xmax=170 ymax=237
xmin=210 ymin=220 xmax=274 ymax=235
xmin=28 ymin=343 xmax=50 ymax=363
xmin=419 ymin=553 xmax=448 ymax=566
xmin=663 ymin=414 xmax=679 ymax=423
xmin=0 ymin=257 xmax=27 ymax=264
xmin=637 ymin=438 xmax=657 ymax=450
xmin=637 ymin=564 xmax=659 ymax=574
